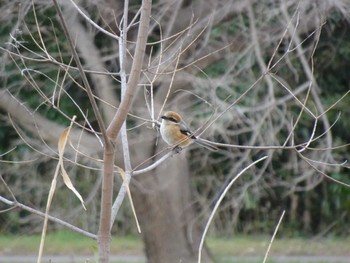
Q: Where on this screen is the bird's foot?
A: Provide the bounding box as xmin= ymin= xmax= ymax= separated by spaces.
xmin=172 ymin=146 xmax=183 ymax=153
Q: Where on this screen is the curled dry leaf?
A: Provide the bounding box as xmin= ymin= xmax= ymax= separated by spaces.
xmin=38 ymin=116 xmax=84 ymax=263
xmin=58 ymin=117 xmax=86 ymax=210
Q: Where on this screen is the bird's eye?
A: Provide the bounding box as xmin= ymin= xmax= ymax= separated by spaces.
xmin=169 ymin=117 xmax=177 ymax=123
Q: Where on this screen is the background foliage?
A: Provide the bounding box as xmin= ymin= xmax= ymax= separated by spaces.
xmin=1 ymin=0 xmax=349 ymax=240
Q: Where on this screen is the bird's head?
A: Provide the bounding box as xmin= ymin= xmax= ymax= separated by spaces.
xmin=161 ymin=111 xmax=182 ymax=124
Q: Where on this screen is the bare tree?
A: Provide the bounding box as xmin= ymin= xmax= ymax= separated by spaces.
xmin=1 ymin=1 xmax=350 ymax=263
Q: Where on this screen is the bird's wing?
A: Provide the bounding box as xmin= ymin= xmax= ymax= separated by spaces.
xmin=178 ymin=121 xmax=196 ymax=139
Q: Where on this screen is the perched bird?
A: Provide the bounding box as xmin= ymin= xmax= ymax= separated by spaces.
xmin=160 ymin=111 xmax=218 ymax=151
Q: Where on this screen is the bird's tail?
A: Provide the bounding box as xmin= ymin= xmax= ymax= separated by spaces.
xmin=194 ymin=138 xmax=219 ymax=151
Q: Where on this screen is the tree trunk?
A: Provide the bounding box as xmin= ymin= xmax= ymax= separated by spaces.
xmin=132 ymin=143 xmax=212 ymax=263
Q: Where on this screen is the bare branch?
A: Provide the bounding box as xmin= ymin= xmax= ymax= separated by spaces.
xmin=0 ymin=195 xmax=97 ymax=240
xmin=106 ymin=0 xmax=152 ymax=141
xmin=52 ymin=0 xmax=108 ymax=142
xmin=263 ymin=210 xmax=286 ymax=263
xmin=198 ymin=156 xmax=268 ymax=263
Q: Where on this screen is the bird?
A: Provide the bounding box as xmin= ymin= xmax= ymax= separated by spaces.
xmin=160 ymin=111 xmax=218 ymax=152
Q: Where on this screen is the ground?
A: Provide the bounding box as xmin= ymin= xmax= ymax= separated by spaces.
xmin=0 ymin=231 xmax=349 ymax=262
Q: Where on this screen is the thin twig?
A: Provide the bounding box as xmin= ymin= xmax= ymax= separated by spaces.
xmin=133 ymin=151 xmax=174 ymax=175
xmin=67 ymin=0 xmax=120 ymax=41
xmin=263 ymin=210 xmax=286 ymax=263
xmin=298 ymin=152 xmax=350 ymax=188
xmin=110 ymin=0 xmax=134 ymax=229
xmin=0 ymin=175 xmax=17 ymax=202
xmin=0 ymin=196 xmax=97 ymax=239
xmin=52 ymin=0 xmax=108 ymax=142
xmin=198 ymin=156 xmax=268 ymax=263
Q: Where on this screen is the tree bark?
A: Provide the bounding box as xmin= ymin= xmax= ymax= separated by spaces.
xmin=132 ymin=150 xmax=212 ymax=263
xmin=127 ymin=43 xmax=213 ymax=260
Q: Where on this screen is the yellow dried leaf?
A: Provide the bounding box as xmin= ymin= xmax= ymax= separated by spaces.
xmin=118 ymin=167 xmax=141 ymax=233
xmin=58 ymin=117 xmax=86 ymax=210
xmin=38 ymin=115 xmax=85 ymax=263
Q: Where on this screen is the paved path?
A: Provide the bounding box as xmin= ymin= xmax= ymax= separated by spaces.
xmin=1 ymin=255 xmax=350 ymax=262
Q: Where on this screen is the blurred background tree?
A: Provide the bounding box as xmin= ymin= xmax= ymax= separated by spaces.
xmin=0 ymin=0 xmax=350 ymax=262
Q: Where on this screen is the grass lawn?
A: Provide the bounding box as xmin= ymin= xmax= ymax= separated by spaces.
xmin=207 ymin=235 xmax=350 ymax=256
xmin=0 ymin=231 xmax=143 ymax=256
xmin=0 ymin=231 xmax=349 ymax=262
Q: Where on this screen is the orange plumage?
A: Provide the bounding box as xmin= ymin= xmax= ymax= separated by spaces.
xmin=160 ymin=111 xmax=218 ymax=151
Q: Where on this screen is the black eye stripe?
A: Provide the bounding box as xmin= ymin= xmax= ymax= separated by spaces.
xmin=162 ymin=116 xmax=177 ymax=123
